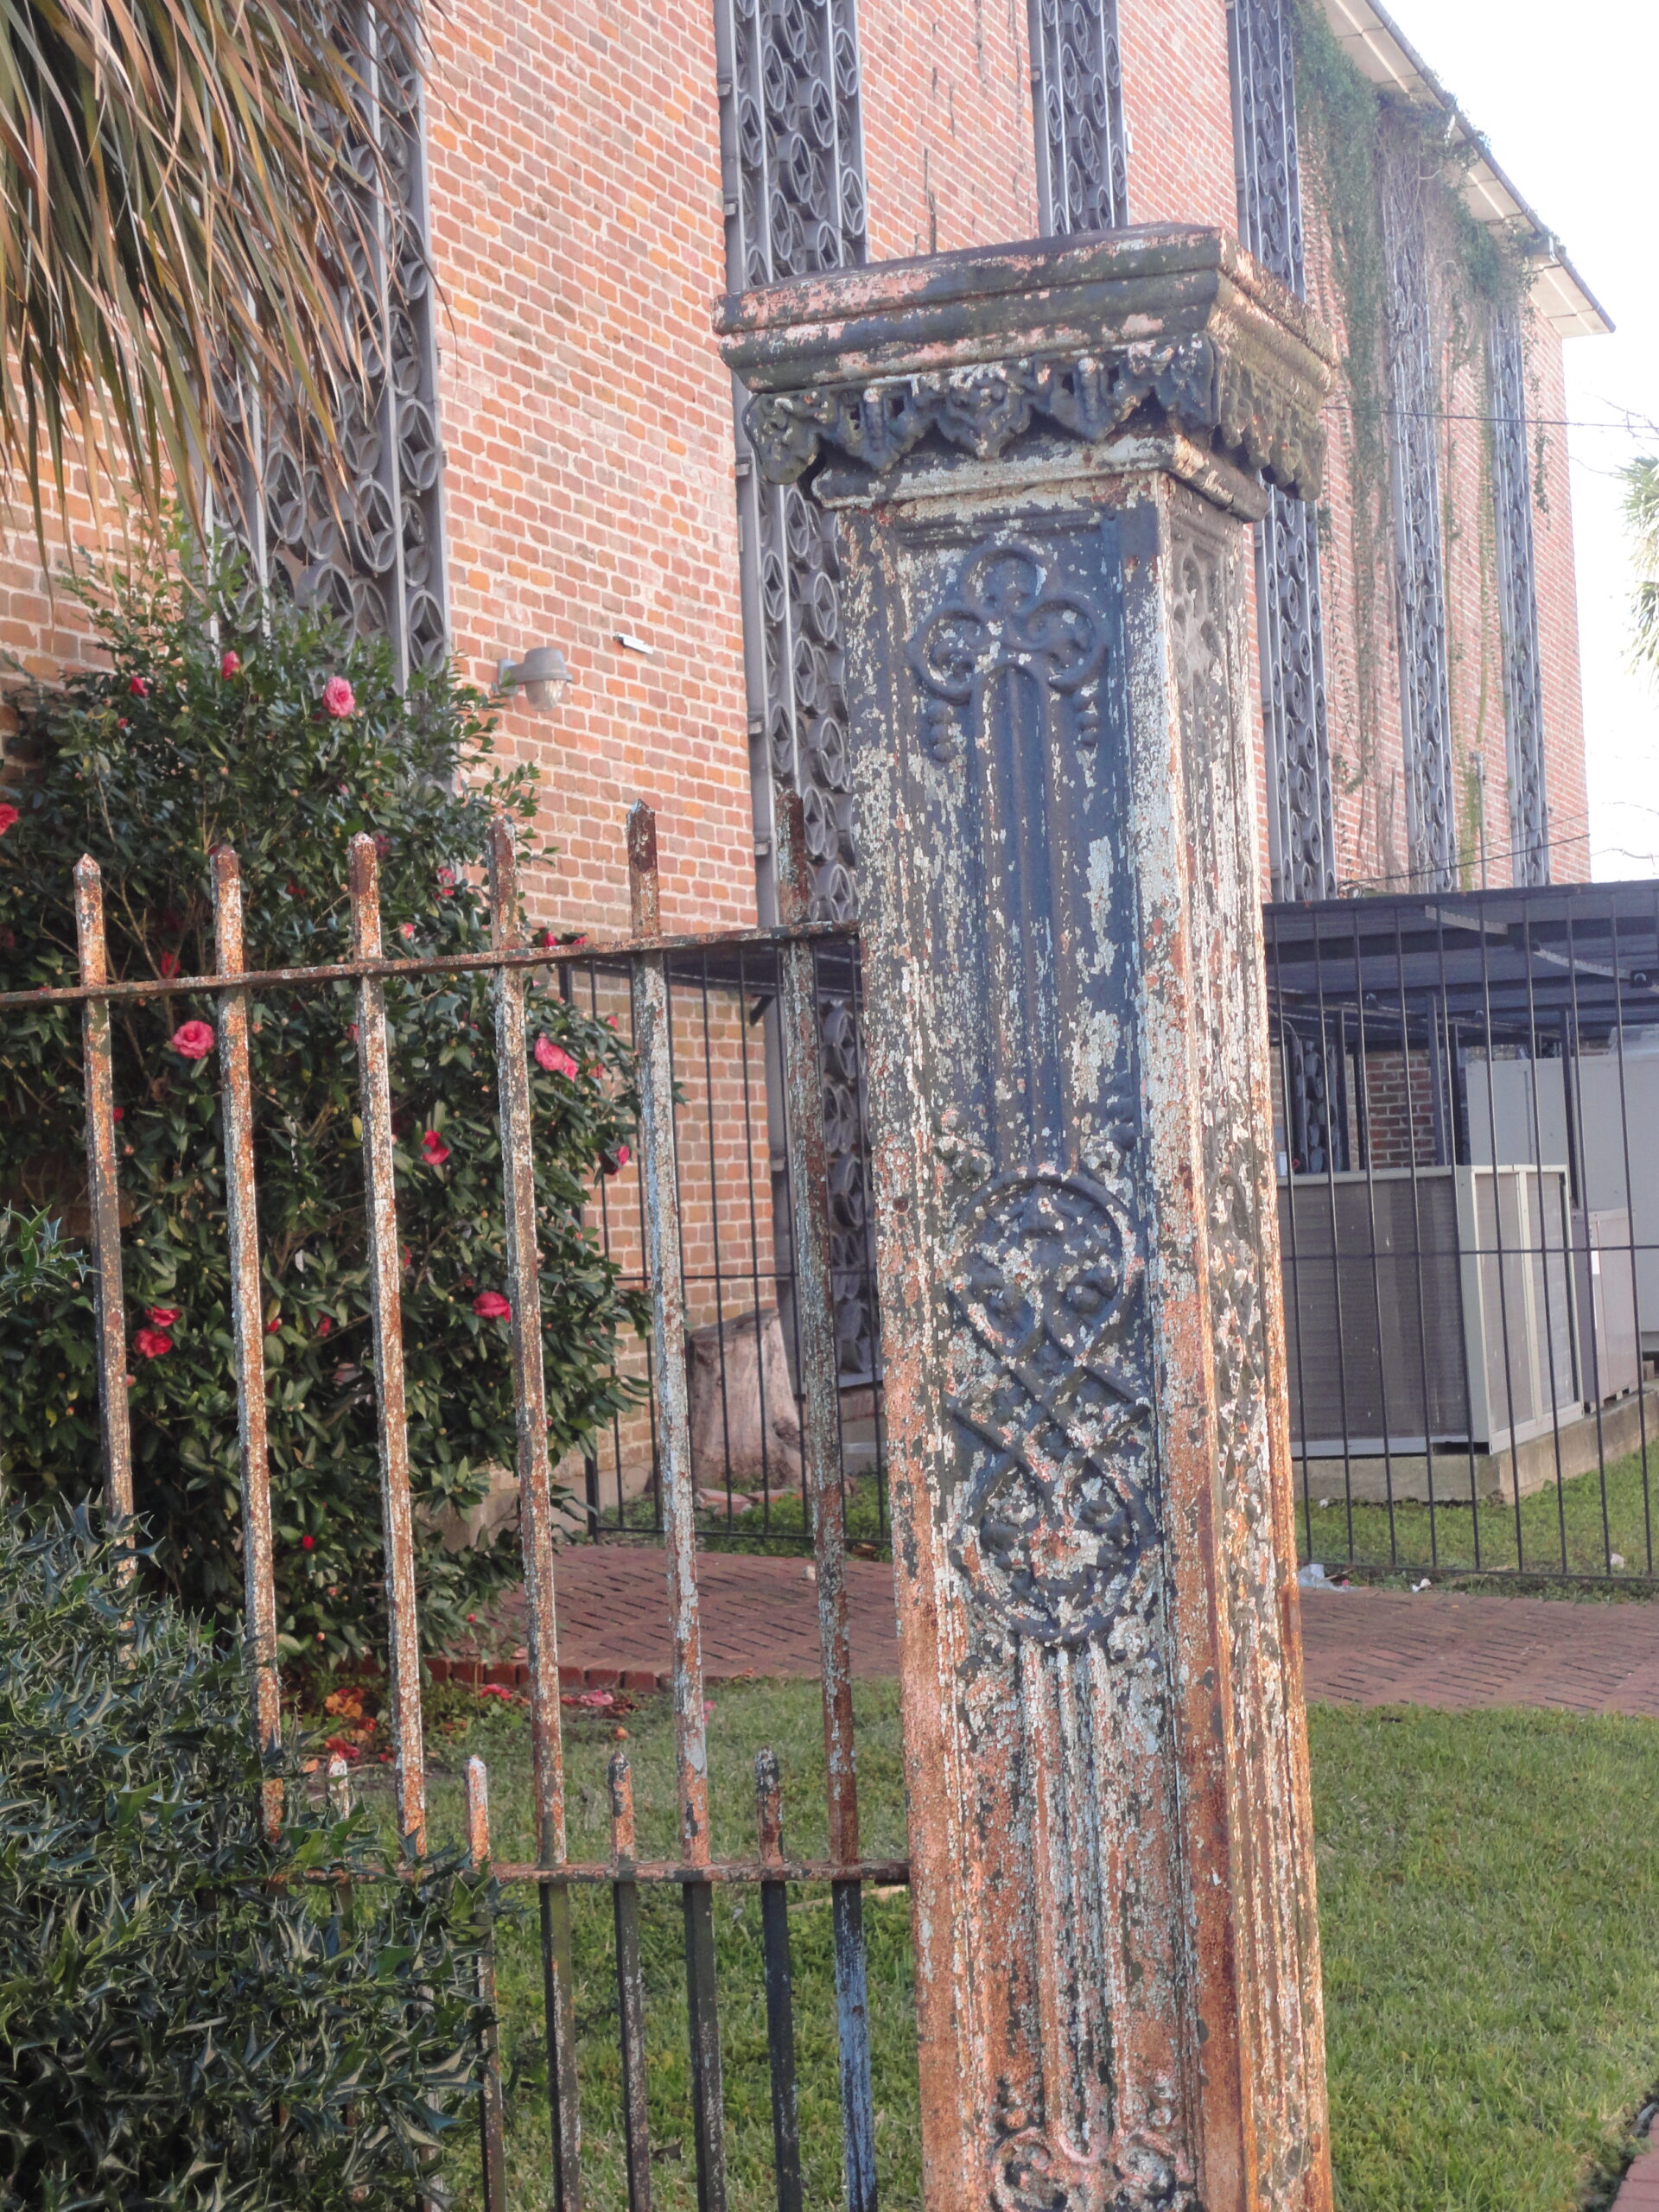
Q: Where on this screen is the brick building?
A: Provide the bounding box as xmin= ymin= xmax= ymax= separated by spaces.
xmin=317 ymin=0 xmax=1602 ymax=935
xmin=0 ymin=0 xmax=1607 ymax=935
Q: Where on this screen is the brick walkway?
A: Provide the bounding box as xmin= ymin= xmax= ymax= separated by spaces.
xmin=454 ymin=1542 xmax=1659 ymax=1717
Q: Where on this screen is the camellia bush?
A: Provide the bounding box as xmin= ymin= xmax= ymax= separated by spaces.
xmin=0 ymin=548 xmax=642 ymax=1661
xmin=0 ymin=1513 xmax=492 ymax=2209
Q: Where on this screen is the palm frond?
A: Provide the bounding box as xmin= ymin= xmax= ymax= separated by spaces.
xmin=0 ymin=0 xmax=404 ymax=548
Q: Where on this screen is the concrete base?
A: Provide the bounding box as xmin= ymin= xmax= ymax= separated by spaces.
xmin=1296 ymin=1387 xmax=1659 ymax=1505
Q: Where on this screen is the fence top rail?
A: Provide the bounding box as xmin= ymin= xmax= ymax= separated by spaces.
xmin=0 ymin=915 xmax=858 ymax=1013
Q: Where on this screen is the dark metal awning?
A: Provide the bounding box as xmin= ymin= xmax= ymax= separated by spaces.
xmin=1264 ymin=881 xmax=1659 ymax=1050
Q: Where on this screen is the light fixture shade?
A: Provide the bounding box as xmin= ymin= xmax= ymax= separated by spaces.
xmin=499 ymin=645 xmax=570 ymax=710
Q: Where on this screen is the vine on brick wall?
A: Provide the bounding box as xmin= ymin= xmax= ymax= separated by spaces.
xmin=1290 ymin=0 xmax=1537 ymax=890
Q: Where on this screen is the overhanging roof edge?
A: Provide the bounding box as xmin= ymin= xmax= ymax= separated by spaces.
xmin=1313 ymin=0 xmax=1614 ymax=340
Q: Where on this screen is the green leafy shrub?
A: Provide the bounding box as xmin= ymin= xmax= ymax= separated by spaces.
xmin=0 ymin=1513 xmax=492 ymax=2209
xmin=0 ymin=550 xmax=642 ymax=1658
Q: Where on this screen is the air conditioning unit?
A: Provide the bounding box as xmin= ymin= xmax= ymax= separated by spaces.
xmin=1278 ymin=1164 xmax=1579 ymax=1458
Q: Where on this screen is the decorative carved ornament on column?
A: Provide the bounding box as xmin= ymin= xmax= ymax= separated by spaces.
xmin=1489 ymin=310 xmax=1551 ymax=885
xmin=1028 ymin=0 xmax=1128 ymax=236
xmin=1228 ymin=0 xmax=1338 ymax=900
xmin=720 ymin=226 xmax=1337 ymax=2212
xmin=1379 ymin=118 xmax=1459 ymax=892
xmin=220 ymin=6 xmax=447 ymax=683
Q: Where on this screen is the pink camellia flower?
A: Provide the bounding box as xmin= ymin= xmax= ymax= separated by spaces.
xmin=0 ymin=802 xmax=17 ymax=836
xmin=473 ymin=1291 xmax=511 ymax=1320
xmin=133 ymin=1326 xmax=172 ymax=1359
xmin=128 ymin=675 xmax=149 ymax=698
xmin=399 ymin=922 xmax=415 ymax=941
xmin=420 ymin=1129 xmax=451 ymax=1166
xmin=616 ymin=1142 xmax=630 ymax=1169
xmin=265 ymin=1314 xmax=281 ymax=1334
xmin=220 ymin=650 xmax=241 ymax=678
xmin=146 ymin=1306 xmax=180 ymax=1328
xmin=436 ymin=866 xmax=456 ymax=897
xmin=317 ymin=1316 xmax=333 ymax=1338
xmin=301 ymin=1534 xmax=316 ymax=1550
xmin=111 ymin=1107 xmax=124 ymax=1122
xmin=158 ymin=951 xmax=180 ymax=979
xmin=601 ymin=1143 xmax=631 ymax=1178
xmin=534 ymin=1035 xmax=577 ymax=1078
xmin=170 ymin=1020 xmax=214 ymax=1060
xmin=321 ymin=675 xmax=355 ymax=719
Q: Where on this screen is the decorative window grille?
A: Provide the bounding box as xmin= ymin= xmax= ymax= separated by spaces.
xmin=219 ymin=10 xmax=447 ymax=686
xmin=714 ymin=0 xmax=874 ymax=1379
xmin=1228 ymin=0 xmax=1338 ymax=901
xmin=1027 ymin=0 xmax=1128 ymax=234
xmin=1379 ymin=117 xmax=1458 ymax=892
xmin=1489 ymin=310 xmax=1551 ymax=885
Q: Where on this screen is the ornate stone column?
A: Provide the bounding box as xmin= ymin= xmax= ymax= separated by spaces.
xmin=720 ymin=228 xmax=1337 ymax=2212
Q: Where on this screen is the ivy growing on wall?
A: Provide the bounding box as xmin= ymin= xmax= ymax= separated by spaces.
xmin=1289 ymin=0 xmax=1539 ymax=890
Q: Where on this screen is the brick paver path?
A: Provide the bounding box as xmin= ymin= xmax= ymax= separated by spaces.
xmin=1618 ymin=2145 xmax=1659 ymax=2211
xmin=462 ymin=1543 xmax=1659 ymax=1717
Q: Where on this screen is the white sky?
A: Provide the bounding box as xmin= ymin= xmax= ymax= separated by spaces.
xmin=1362 ymin=0 xmax=1659 ymax=881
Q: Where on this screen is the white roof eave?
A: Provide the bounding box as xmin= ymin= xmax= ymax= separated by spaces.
xmin=1314 ymin=0 xmax=1613 ymax=339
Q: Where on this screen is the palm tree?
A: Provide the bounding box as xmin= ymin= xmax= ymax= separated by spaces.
xmin=1624 ymin=454 xmax=1659 ymax=676
xmin=0 ymin=0 xmax=392 ymax=544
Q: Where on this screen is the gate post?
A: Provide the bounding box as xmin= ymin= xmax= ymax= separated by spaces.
xmin=721 ymin=230 xmax=1336 ymax=2212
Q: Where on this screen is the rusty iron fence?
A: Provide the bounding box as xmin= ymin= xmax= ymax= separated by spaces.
xmin=0 ymin=800 xmax=905 ymax=2211
xmin=553 ymin=874 xmax=887 ymax=1554
xmin=1267 ymin=879 xmax=1659 ymax=1587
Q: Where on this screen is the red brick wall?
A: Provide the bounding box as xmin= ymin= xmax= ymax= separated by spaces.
xmin=1529 ymin=323 xmax=1591 ymax=884
xmin=858 ymin=0 xmax=1036 ymax=258
xmin=1118 ymin=0 xmax=1238 ymax=231
xmin=423 ymin=0 xmax=753 ymax=939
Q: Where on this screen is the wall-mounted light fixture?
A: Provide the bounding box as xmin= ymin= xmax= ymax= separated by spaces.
xmin=497 ymin=645 xmax=571 ymax=710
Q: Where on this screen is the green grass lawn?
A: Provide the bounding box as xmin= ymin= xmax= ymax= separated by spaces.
xmin=407 ymin=1680 xmax=1659 ymax=2211
xmin=1297 ymin=1440 xmax=1659 ymax=1586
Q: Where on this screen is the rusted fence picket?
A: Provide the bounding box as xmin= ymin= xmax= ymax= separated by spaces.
xmin=6 ymin=810 xmax=898 ymax=2212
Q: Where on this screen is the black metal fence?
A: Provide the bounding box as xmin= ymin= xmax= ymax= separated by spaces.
xmin=1265 ymin=880 xmax=1659 ymax=1585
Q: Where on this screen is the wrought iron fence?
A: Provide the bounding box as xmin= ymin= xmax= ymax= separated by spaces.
xmin=1266 ymin=880 xmax=1659 ymax=1586
xmin=0 ymin=803 xmax=904 ymax=2210
xmin=554 ymin=898 xmax=887 ymax=1554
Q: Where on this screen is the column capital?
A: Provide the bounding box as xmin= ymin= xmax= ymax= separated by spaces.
xmin=717 ymin=226 xmax=1335 ymax=520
